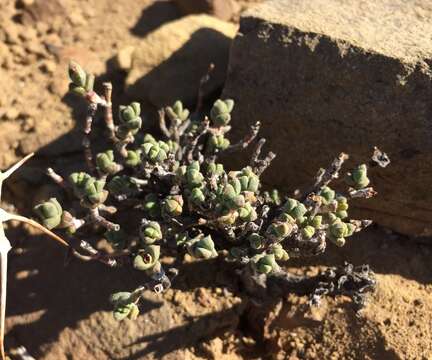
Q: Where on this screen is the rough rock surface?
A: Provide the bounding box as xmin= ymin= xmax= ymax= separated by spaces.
xmin=222 ymin=0 xmax=432 ymax=238
xmin=173 ymin=0 xmax=239 ymax=21
xmin=126 ymin=14 xmax=237 ymax=107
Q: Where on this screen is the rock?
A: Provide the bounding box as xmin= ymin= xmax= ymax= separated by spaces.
xmin=0 ymin=42 xmax=12 ymax=68
xmin=15 ymin=270 xmax=35 ymax=280
xmin=0 ymin=122 xmax=21 ymax=167
xmin=16 ymin=0 xmax=35 ymax=7
xmin=9 ymin=44 xmax=27 ymax=60
xmin=3 ymin=108 xmax=20 ymax=121
xmin=201 ymin=337 xmax=243 ymax=360
xmin=126 ymin=14 xmax=237 ymax=107
xmin=82 ymin=7 xmax=96 ymax=19
xmin=19 ymin=27 xmax=38 ymax=42
xmin=68 ymin=10 xmax=87 ymax=26
xmin=114 ymin=45 xmax=135 ymax=71
xmin=4 ymin=23 xmax=21 ymax=45
xmin=24 ymin=41 xmax=46 ymax=56
xmin=20 ymin=0 xmax=65 ymax=25
xmin=22 ymin=117 xmax=35 ymax=132
xmin=173 ymin=0 xmax=239 ymax=21
xmin=42 ymin=33 xmax=63 ymax=50
xmin=39 ymin=59 xmax=57 ymax=74
xmin=222 ymin=0 xmax=432 ymax=238
xmin=35 ymin=21 xmax=49 ymax=36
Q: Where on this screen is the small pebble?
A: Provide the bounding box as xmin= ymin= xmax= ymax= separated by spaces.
xmin=68 ymin=10 xmax=87 ymax=26
xmin=40 ymin=60 xmax=57 ymax=74
xmin=4 ymin=108 xmax=20 ymax=120
xmin=19 ymin=27 xmax=38 ymax=42
xmin=36 ymin=21 xmax=49 ymax=36
xmin=5 ymin=26 xmax=20 ymax=44
xmin=17 ymin=0 xmax=35 ymax=7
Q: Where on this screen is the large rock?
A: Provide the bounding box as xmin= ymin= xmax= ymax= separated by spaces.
xmin=222 ymin=0 xmax=432 ymax=238
xmin=126 ymin=14 xmax=237 ymax=108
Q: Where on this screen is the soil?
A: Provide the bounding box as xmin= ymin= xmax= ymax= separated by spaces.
xmin=1 ymin=0 xmax=431 ymax=359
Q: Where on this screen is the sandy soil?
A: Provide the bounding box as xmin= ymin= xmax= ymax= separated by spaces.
xmin=1 ymin=0 xmax=431 ymax=359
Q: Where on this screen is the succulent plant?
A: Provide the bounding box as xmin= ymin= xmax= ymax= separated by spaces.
xmin=134 ymin=245 xmax=160 ymax=271
xmin=346 ymin=164 xmax=370 ymax=189
xmin=248 ymin=233 xmax=265 ymax=250
xmin=139 ymin=221 xmax=162 ymax=245
xmin=166 ymin=100 xmax=189 ymax=125
xmin=96 ymin=150 xmax=121 ymax=175
xmin=187 ymin=235 xmax=218 ymax=259
xmin=107 ymin=175 xmax=138 ymax=197
xmin=270 ymin=243 xmax=289 ymax=261
xmin=68 ymin=61 xmax=94 ymax=96
xmin=210 ymin=99 xmax=234 ymax=127
xmin=143 ymin=193 xmax=161 ymax=218
xmin=125 ymin=150 xmax=142 ymax=167
xmin=109 ymin=292 xmax=140 ymax=320
xmin=208 ymin=134 xmax=230 ymax=152
xmin=301 ymin=225 xmax=316 ymax=239
xmin=33 ymin=198 xmax=63 ymax=229
xmin=117 ymin=102 xmax=142 ymax=139
xmin=69 ymin=172 xmax=108 ymax=207
xmin=31 ymin=62 xmax=388 ymax=323
xmin=162 ymin=195 xmax=183 ymax=217
xmin=319 ymin=186 xmax=335 ymax=204
xmin=141 ymin=141 xmax=168 ymax=163
xmin=189 ymin=187 xmax=205 ymax=205
xmin=255 ymin=254 xmax=280 ymax=274
xmin=186 ymin=161 xmax=204 ymax=188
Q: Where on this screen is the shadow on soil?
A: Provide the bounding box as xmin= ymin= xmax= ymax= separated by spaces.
xmin=120 ymin=303 xmax=244 ymax=360
xmin=5 ymin=219 xmax=432 ymax=358
xmin=6 ymin=225 xmax=244 ymax=358
xmin=125 ymin=27 xmax=229 ymax=108
xmin=130 ymin=0 xmax=181 ymax=37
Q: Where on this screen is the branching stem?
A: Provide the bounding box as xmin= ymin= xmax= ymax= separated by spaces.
xmin=83 ymin=102 xmax=98 ymax=174
xmin=102 ymin=82 xmax=116 ymax=141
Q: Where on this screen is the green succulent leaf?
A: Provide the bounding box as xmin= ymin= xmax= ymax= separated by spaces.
xmin=33 ymin=198 xmax=63 ymax=229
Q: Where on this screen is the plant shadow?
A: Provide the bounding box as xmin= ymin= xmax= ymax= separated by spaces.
xmin=120 ymin=303 xmax=244 ymax=360
xmin=6 ymin=228 xmax=159 ymax=356
xmin=287 ymin=225 xmax=432 ymax=285
xmin=5 ymin=225 xmax=245 ymax=358
xmin=5 ymin=220 xmax=432 ymax=358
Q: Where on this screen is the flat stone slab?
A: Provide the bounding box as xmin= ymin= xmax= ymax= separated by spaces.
xmin=252 ymin=0 xmax=432 ymax=63
xmin=222 ymin=0 xmax=432 ymax=237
